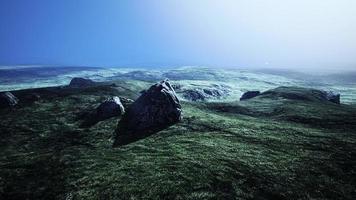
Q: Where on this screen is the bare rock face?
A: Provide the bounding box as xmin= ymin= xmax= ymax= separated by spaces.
xmin=68 ymin=77 xmax=95 ymax=88
xmin=0 ymin=92 xmax=18 ymax=109
xmin=240 ymin=91 xmax=260 ymax=101
xmin=113 ymin=79 xmax=182 ymax=146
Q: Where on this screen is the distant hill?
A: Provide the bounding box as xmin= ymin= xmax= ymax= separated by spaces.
xmin=255 ymin=68 xmax=356 ymax=84
xmin=323 ymin=72 xmax=356 ymax=84
xmin=0 ymin=66 xmax=101 ymax=84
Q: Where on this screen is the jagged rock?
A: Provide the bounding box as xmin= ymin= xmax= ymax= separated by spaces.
xmin=68 ymin=77 xmax=95 ymax=88
xmin=113 ymin=79 xmax=182 ymax=146
xmin=96 ymin=97 xmax=125 ymax=120
xmin=240 ymin=91 xmax=260 ymax=101
xmin=0 ymin=92 xmax=18 ymax=108
xmin=323 ymin=91 xmax=340 ymax=104
xmin=80 ymin=96 xmax=125 ymax=127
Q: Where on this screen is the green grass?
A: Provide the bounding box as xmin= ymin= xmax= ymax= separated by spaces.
xmin=1 ymin=82 xmax=356 ymax=199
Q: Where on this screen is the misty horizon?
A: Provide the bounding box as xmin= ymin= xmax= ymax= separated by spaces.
xmin=1 ymin=64 xmax=355 ymax=75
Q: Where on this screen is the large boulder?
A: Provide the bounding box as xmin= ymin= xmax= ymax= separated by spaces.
xmin=0 ymin=92 xmax=18 ymax=109
xmin=113 ymin=79 xmax=182 ymax=146
xmin=240 ymin=91 xmax=260 ymax=101
xmin=68 ymin=77 xmax=95 ymax=88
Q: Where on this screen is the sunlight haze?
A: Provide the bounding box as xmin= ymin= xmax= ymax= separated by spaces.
xmin=0 ymin=0 xmax=355 ymax=71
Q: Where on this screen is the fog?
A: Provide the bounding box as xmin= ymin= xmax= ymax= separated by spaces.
xmin=0 ymin=0 xmax=355 ymax=72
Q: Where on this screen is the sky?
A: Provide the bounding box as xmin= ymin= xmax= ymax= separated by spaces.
xmin=0 ymin=0 xmax=356 ymax=71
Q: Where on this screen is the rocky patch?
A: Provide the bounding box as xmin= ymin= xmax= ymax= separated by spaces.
xmin=113 ymin=79 xmax=182 ymax=146
xmin=81 ymin=96 xmax=126 ymax=127
xmin=176 ymin=84 xmax=230 ymax=101
xmin=0 ymin=92 xmax=18 ymax=109
xmin=323 ymin=91 xmax=340 ymax=104
xmin=260 ymin=87 xmax=341 ymax=104
xmin=96 ymin=97 xmax=125 ymax=120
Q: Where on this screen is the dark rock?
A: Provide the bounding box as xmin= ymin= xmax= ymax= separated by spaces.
xmin=113 ymin=79 xmax=182 ymax=146
xmin=323 ymin=91 xmax=340 ymax=104
xmin=240 ymin=91 xmax=260 ymax=101
xmin=0 ymin=92 xmax=19 ymax=108
xmin=96 ymin=97 xmax=125 ymax=120
xmin=80 ymin=97 xmax=125 ymax=127
xmin=68 ymin=77 xmax=95 ymax=88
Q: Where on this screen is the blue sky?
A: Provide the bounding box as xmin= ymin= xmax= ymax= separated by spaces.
xmin=0 ymin=0 xmax=355 ymax=70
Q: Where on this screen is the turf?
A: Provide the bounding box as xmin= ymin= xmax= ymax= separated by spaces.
xmin=0 ymin=81 xmax=355 ymax=200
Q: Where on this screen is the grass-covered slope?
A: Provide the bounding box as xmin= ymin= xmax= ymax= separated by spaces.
xmin=208 ymin=87 xmax=356 ymax=130
xmin=1 ymin=82 xmax=356 ymax=199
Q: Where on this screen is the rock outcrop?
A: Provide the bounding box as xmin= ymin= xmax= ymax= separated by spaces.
xmin=68 ymin=77 xmax=95 ymax=88
xmin=240 ymin=91 xmax=260 ymax=101
xmin=323 ymin=91 xmax=340 ymax=104
xmin=0 ymin=92 xmax=18 ymax=109
xmin=113 ymin=79 xmax=182 ymax=146
xmin=182 ymin=89 xmax=206 ymax=101
xmin=261 ymin=87 xmax=341 ymax=104
xmin=181 ymin=87 xmax=229 ymax=101
xmin=80 ymin=96 xmax=125 ymax=127
xmin=96 ymin=97 xmax=125 ymax=120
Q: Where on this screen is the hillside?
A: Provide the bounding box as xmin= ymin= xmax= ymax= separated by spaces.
xmin=1 ymin=80 xmax=356 ymax=199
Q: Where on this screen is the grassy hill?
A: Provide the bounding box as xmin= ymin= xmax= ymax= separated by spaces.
xmin=1 ymin=81 xmax=355 ymax=199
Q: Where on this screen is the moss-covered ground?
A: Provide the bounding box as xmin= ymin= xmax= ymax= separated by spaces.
xmin=0 ymin=82 xmax=355 ymax=199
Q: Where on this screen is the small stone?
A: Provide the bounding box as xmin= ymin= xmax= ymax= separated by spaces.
xmin=96 ymin=96 xmax=125 ymax=120
xmin=0 ymin=92 xmax=19 ymax=108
